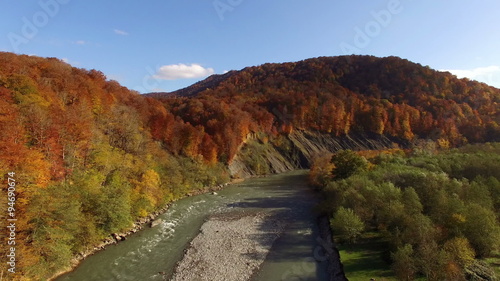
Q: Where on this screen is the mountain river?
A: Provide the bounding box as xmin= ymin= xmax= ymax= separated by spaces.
xmin=56 ymin=170 xmax=331 ymax=281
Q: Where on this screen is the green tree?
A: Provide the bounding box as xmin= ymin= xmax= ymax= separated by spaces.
xmin=97 ymin=171 xmax=133 ymax=233
xmin=474 ymin=176 xmax=500 ymax=214
xmin=331 ymin=150 xmax=368 ymax=179
xmin=416 ymin=241 xmax=447 ymax=281
xmin=391 ymin=244 xmax=416 ymax=281
xmin=463 ymin=204 xmax=500 ymax=256
xmin=401 ymin=213 xmax=437 ymax=246
xmin=330 ymin=207 xmax=364 ymax=244
xmin=26 ymin=183 xmax=84 ymax=279
xmin=402 ymin=187 xmax=423 ymax=215
xmin=443 ymin=237 xmax=475 ymax=267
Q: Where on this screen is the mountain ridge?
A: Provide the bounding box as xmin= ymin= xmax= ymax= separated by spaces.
xmin=151 ymin=55 xmax=500 ymax=150
xmin=147 ymin=55 xmax=499 ymax=98
xmin=1 ymin=52 xmax=499 ymax=279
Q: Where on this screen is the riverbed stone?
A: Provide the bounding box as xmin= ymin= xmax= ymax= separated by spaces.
xmin=170 ymin=211 xmax=286 ymax=281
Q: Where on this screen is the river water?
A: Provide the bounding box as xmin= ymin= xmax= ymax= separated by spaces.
xmin=57 ymin=170 xmax=329 ymax=281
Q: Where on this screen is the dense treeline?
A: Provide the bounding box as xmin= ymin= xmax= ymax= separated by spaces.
xmin=310 ymin=144 xmax=500 ymax=280
xmin=0 ymin=52 xmax=229 ymax=280
xmin=159 ymin=55 xmax=500 ymax=151
xmin=1 ymin=52 xmax=500 ymax=279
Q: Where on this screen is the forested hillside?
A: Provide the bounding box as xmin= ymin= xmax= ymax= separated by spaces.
xmin=0 ymin=52 xmax=230 ymax=280
xmin=310 ymin=144 xmax=500 ymax=280
xmin=155 ymin=55 xmax=500 ymax=152
xmin=1 ymin=52 xmax=499 ymax=279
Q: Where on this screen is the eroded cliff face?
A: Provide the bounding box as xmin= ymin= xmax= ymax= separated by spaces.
xmin=228 ymin=130 xmax=401 ymax=178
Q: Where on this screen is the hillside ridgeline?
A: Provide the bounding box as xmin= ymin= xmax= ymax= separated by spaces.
xmin=0 ymin=52 xmax=499 ymax=279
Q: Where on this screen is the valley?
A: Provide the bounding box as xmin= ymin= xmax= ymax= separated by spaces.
xmin=56 ymin=171 xmax=333 ymax=281
xmin=0 ymin=52 xmax=499 ymax=280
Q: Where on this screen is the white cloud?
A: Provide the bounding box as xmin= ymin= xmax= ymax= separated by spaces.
xmin=442 ymin=65 xmax=500 ymax=88
xmin=74 ymin=40 xmax=87 ymax=45
xmin=153 ymin=63 xmax=215 ymax=80
xmin=114 ymin=29 xmax=129 ymax=36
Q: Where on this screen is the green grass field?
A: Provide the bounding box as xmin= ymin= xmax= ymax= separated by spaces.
xmin=485 ymin=251 xmax=500 ymax=277
xmin=338 ymin=232 xmax=500 ymax=281
xmin=337 ymin=232 xmax=397 ymax=281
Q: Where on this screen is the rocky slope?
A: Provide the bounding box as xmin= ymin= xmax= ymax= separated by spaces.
xmin=229 ymin=130 xmax=402 ymax=177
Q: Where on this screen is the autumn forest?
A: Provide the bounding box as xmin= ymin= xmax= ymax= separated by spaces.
xmin=1 ymin=52 xmax=500 ymax=279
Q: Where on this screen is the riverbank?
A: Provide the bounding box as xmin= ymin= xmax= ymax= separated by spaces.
xmin=317 ymin=216 xmax=348 ymax=281
xmin=170 ymin=210 xmax=287 ymax=281
xmin=49 ymin=180 xmax=240 ymax=281
xmin=52 ymin=170 xmax=344 ymax=281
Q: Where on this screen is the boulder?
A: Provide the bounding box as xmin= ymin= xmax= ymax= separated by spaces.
xmin=150 ymin=218 xmax=163 ymax=228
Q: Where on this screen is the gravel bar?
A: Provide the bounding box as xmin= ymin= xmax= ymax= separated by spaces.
xmin=170 ymin=211 xmax=287 ymax=281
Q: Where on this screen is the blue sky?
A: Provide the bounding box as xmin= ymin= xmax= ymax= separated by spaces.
xmin=1 ymin=0 xmax=500 ymax=93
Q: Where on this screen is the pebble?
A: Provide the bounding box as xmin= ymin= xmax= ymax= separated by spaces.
xmin=170 ymin=211 xmax=286 ymax=281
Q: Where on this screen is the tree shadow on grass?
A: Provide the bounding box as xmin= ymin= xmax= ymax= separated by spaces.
xmin=338 ymin=236 xmax=395 ymax=280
